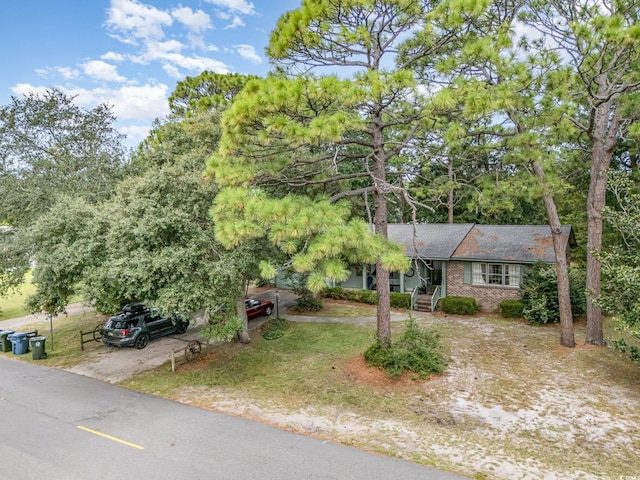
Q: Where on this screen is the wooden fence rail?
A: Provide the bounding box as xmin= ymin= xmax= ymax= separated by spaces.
xmin=80 ymin=323 xmax=104 ymax=350
xmin=170 ymin=340 xmax=209 ymax=372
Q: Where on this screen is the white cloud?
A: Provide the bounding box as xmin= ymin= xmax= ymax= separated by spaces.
xmin=235 ymin=44 xmax=262 ymax=63
xmin=161 ymin=53 xmax=230 ymax=73
xmin=205 ymin=0 xmax=256 ymax=15
xmin=138 ymin=39 xmax=185 ymax=61
xmin=11 ymin=83 xmax=50 ymax=97
xmin=68 ymin=83 xmax=170 ymax=121
xmin=172 ymin=6 xmax=211 ymax=33
xmin=106 ymin=0 xmax=173 ymax=42
xmin=118 ymin=123 xmax=153 ymax=146
xmin=224 ymin=16 xmax=245 ymax=29
xmin=82 ymin=60 xmax=127 ymax=83
xmin=11 ymin=82 xmax=170 ymax=123
xmin=162 ymin=64 xmax=182 ymax=79
xmin=101 ymin=51 xmax=125 ymax=62
xmin=35 ymin=66 xmax=80 ymax=80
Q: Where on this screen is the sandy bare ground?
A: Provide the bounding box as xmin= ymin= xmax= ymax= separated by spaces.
xmin=168 ymin=314 xmax=640 ymax=480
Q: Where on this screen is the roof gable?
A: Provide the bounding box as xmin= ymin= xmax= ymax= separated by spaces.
xmin=386 ymin=223 xmax=575 ymax=263
xmin=452 ymin=225 xmax=575 ymax=263
xmin=387 ymin=224 xmax=474 ymax=259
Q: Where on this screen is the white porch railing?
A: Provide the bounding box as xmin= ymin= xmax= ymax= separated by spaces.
xmin=410 ymin=287 xmax=419 ymax=310
xmin=431 ymin=285 xmax=442 ymax=312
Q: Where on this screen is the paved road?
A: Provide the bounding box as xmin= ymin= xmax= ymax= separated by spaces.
xmin=0 ymin=357 xmax=467 ymax=480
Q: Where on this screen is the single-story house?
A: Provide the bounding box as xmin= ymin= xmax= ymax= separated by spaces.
xmin=276 ymin=223 xmax=576 ymax=312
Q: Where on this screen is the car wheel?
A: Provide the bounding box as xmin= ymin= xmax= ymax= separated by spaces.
xmin=135 ymin=334 xmax=149 ymax=349
xmin=265 ymin=306 xmax=273 ymax=316
xmin=176 ymin=321 xmax=188 ymax=334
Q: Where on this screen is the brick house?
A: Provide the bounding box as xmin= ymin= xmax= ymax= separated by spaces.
xmin=330 ymin=223 xmax=576 ymax=312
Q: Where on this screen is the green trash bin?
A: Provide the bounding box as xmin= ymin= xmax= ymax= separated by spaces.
xmin=30 ymin=336 xmax=47 ymax=360
xmin=0 ymin=330 xmax=15 ymax=352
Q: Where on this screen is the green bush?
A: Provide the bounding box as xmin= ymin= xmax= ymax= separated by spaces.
xmin=521 ymin=262 xmax=586 ymax=325
xmin=321 ymin=287 xmax=377 ymax=305
xmin=390 ymin=292 xmax=411 ymax=309
xmin=499 ymin=300 xmax=525 ymax=318
xmin=363 ymin=317 xmax=446 ymax=378
xmin=322 ymin=286 xmax=349 ymax=300
xmin=295 ymin=292 xmax=323 ymax=312
xmin=441 ymin=296 xmax=477 ymax=315
xmin=353 ymin=289 xmax=378 ymax=305
xmin=320 ymin=288 xmax=410 ymax=309
xmin=261 ymin=317 xmax=290 ymax=340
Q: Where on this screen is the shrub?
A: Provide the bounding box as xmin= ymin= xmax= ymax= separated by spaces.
xmin=261 ymin=317 xmax=290 ymax=340
xmin=390 ymin=292 xmax=411 ymax=309
xmin=441 ymin=296 xmax=477 ymax=315
xmin=499 ymin=300 xmax=525 ymax=318
xmin=353 ymin=289 xmax=378 ymax=305
xmin=321 ymin=287 xmax=378 ymax=305
xmin=363 ymin=317 xmax=446 ymax=378
xmin=521 ymin=262 xmax=586 ymax=325
xmin=295 ymin=292 xmax=323 ymax=312
xmin=322 ymin=286 xmax=349 ymax=300
xmin=319 ymin=288 xmax=409 ymax=309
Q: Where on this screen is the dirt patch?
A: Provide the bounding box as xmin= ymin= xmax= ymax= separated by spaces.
xmin=168 ymin=314 xmax=640 ymax=480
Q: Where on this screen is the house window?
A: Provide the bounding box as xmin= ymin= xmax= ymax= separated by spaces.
xmin=472 ymin=263 xmax=521 ymax=287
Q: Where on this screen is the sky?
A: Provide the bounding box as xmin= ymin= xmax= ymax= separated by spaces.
xmin=0 ymin=0 xmax=301 ymax=147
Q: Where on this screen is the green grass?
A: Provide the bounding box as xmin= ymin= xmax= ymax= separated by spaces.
xmin=0 ymin=311 xmax=107 ymax=368
xmin=292 ymin=300 xmax=379 ymax=317
xmin=0 ymin=272 xmax=36 ymax=321
xmin=1 ymin=272 xmax=84 ymax=322
xmin=123 ymin=322 xmax=400 ymax=414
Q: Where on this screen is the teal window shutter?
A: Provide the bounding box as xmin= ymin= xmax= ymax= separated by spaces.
xmin=463 ymin=262 xmax=471 ymax=284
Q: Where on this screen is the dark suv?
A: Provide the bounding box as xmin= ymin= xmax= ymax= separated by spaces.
xmin=102 ymin=303 xmax=189 ymax=349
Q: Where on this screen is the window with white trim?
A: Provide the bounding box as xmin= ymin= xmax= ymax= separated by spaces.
xmin=472 ymin=263 xmax=521 ymax=287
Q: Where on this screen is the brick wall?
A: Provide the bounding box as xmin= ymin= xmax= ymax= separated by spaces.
xmin=446 ymin=261 xmax=522 ymax=312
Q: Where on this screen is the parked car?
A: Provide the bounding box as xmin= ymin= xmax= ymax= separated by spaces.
xmin=245 ymin=298 xmax=274 ymax=319
xmin=102 ymin=302 xmax=189 ymax=349
xmin=214 ymin=298 xmax=275 ymax=320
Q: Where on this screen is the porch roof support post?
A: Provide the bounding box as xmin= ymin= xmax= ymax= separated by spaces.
xmin=362 ymin=265 xmax=367 ymax=290
xmin=400 ymin=271 xmax=405 ymax=294
xmin=441 ymin=262 xmax=447 ymax=297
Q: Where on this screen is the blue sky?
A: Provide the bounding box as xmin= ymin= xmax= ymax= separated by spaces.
xmin=0 ymin=0 xmax=301 ymax=147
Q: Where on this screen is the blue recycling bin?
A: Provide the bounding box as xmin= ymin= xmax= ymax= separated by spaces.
xmin=0 ymin=330 xmax=15 ymax=352
xmin=8 ymin=332 xmax=29 ymax=355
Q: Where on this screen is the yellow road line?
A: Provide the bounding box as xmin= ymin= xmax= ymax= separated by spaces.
xmin=77 ymin=425 xmax=144 ymax=450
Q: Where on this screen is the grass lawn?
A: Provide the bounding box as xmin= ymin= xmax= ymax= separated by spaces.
xmin=1 ymin=273 xmax=84 ymax=322
xmin=0 ymin=273 xmax=36 ymax=321
xmin=0 ymin=310 xmax=107 ymax=368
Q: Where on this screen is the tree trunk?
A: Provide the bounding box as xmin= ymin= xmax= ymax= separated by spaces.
xmin=235 ymin=295 xmax=251 ymax=344
xmin=448 ymin=159 xmax=454 ymax=224
xmin=532 ymin=161 xmax=574 ymax=347
xmin=373 ymin=115 xmax=391 ymax=347
xmin=585 ymin=103 xmax=617 ymax=346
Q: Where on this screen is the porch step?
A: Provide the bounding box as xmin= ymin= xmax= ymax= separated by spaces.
xmin=414 ymin=294 xmax=432 ymax=312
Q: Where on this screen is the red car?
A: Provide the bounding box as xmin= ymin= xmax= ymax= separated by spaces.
xmin=245 ymin=298 xmax=274 ymax=319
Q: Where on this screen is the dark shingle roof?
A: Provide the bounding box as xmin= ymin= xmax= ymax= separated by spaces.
xmin=451 ymin=225 xmax=575 ymax=263
xmin=386 ymin=223 xmax=575 ymax=263
xmin=387 ymin=224 xmax=474 ymax=260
